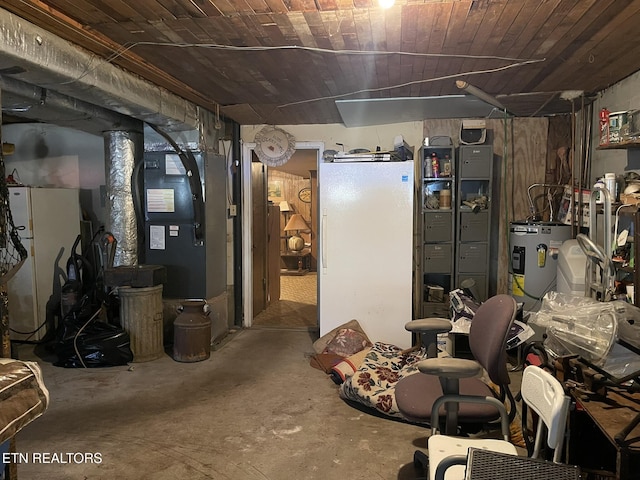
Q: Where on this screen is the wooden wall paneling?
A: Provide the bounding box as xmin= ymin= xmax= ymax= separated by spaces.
xmin=546 ymin=114 xmax=572 ymax=186
xmin=487 ymin=117 xmax=549 ymax=296
xmin=267 ymin=169 xmax=312 ymax=256
xmin=488 ymin=118 xmax=509 ymax=298
xmin=412 ymin=156 xmax=422 ymax=319
xmin=423 ymin=119 xmax=461 ymax=142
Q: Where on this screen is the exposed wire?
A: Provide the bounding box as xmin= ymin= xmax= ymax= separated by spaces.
xmin=73 ymin=307 xmax=102 ymax=369
xmin=117 ymin=43 xmax=544 ymax=109
xmin=12 ymin=0 xmax=542 ymax=65
xmin=278 ymin=59 xmax=544 ymax=108
xmin=123 ymin=41 xmax=543 ymax=63
xmin=14 ymin=0 xmax=550 ymax=130
xmin=28 ymin=25 xmax=546 ymax=108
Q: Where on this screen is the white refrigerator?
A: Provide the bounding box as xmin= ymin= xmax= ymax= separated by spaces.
xmin=7 ymin=186 xmax=81 ymax=341
xmin=318 ymin=160 xmax=414 ymax=349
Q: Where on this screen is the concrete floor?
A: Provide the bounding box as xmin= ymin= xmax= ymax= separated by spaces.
xmin=13 ymin=327 xmax=432 ymax=480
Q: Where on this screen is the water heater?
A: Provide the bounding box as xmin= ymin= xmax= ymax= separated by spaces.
xmin=508 ymin=222 xmax=572 ymax=311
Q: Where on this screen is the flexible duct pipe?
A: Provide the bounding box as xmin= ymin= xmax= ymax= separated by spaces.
xmin=104 ymin=130 xmax=143 ymax=266
xmin=0 ymin=8 xmax=200 ymax=131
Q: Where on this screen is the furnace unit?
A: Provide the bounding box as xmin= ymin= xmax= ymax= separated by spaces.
xmin=143 ymin=151 xmax=226 ymax=300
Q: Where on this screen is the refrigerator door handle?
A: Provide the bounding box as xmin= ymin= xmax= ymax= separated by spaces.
xmin=321 ymin=210 xmax=327 ymax=271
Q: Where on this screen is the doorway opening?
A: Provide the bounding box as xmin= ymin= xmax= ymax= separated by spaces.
xmin=241 ymin=142 xmax=323 ymax=330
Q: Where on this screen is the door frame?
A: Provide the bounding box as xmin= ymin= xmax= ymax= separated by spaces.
xmin=241 ymin=141 xmax=324 ymax=327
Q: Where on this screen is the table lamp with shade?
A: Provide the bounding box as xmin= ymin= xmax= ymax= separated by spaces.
xmin=279 ymin=200 xmax=293 ymax=226
xmin=284 ymin=214 xmax=310 ymax=252
xmin=279 ymin=200 xmax=292 ymax=214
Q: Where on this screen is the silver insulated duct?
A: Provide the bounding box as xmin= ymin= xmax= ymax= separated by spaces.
xmin=0 ymin=7 xmax=199 ymax=132
xmin=105 ymin=131 xmax=142 ymax=266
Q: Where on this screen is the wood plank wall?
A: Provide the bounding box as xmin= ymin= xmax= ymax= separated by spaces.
xmin=423 ymin=118 xmax=551 ymax=296
xmin=267 ymin=169 xmax=313 ymax=256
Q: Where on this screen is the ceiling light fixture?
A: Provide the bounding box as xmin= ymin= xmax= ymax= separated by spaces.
xmin=379 ymin=0 xmax=395 ymax=9
xmin=456 ymin=80 xmax=507 ymax=112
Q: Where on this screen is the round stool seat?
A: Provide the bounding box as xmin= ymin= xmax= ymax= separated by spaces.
xmin=405 ymin=318 xmax=452 ymax=335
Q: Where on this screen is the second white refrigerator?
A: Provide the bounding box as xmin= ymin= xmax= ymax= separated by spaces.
xmin=318 ymin=160 xmax=414 ymax=349
xmin=7 ymin=186 xmax=80 ymax=341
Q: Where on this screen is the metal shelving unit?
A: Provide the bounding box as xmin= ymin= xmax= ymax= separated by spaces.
xmin=420 ymin=144 xmax=456 ymax=318
xmin=455 ymin=145 xmax=493 ymax=302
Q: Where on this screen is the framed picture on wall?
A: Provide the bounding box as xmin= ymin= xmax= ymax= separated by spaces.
xmin=268 ymin=180 xmax=283 ymax=202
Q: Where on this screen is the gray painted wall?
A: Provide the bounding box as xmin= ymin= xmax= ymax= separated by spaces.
xmin=3 ymin=123 xmax=107 ymax=228
xmin=592 ymin=70 xmax=640 ymax=184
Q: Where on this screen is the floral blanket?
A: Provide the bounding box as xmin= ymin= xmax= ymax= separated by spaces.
xmin=338 ymin=342 xmax=430 ymax=419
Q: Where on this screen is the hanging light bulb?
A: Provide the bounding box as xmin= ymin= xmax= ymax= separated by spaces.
xmin=379 ymin=0 xmax=395 ymax=9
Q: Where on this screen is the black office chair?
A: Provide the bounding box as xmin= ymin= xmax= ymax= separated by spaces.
xmin=395 ymin=294 xmax=518 ymax=474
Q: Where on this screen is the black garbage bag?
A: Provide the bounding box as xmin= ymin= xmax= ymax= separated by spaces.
xmin=54 ymin=317 xmax=133 ymax=368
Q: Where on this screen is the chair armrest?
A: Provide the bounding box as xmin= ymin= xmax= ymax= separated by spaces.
xmin=404 ymin=318 xmax=452 ymax=335
xmin=416 ymin=357 xmax=483 ymax=378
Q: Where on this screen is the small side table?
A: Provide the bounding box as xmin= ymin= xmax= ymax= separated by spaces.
xmin=281 ymin=250 xmax=311 ymax=275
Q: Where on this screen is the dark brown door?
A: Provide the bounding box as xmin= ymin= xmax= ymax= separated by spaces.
xmin=251 ymin=159 xmax=267 ymax=317
xmin=267 ymin=205 xmax=281 ymax=304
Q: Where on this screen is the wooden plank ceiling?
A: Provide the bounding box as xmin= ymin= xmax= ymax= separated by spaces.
xmin=1 ymin=0 xmax=639 ymax=125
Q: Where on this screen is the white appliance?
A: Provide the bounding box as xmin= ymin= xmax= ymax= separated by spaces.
xmin=7 ymin=186 xmax=80 ymax=341
xmin=557 ymin=239 xmax=587 ymax=297
xmin=319 ymin=160 xmax=414 ymax=349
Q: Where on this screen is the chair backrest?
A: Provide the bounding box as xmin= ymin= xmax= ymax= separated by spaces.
xmin=468 ymin=294 xmax=517 ymax=385
xmin=521 ymin=365 xmax=570 ymax=456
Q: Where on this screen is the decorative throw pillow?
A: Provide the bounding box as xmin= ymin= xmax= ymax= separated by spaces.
xmin=309 ymin=353 xmax=344 ymax=373
xmin=312 ymin=319 xmax=369 ymax=354
xmin=323 ymin=328 xmax=371 ymax=357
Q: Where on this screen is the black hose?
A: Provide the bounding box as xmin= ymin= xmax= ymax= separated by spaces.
xmin=146 ymin=123 xmax=205 ymax=243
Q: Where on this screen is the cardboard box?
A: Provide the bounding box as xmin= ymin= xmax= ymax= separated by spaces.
xmin=425 ymin=284 xmax=445 ymax=303
xmin=609 ymin=111 xmax=628 ymax=144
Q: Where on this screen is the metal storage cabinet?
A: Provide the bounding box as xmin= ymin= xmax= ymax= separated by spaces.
xmin=460 ymin=211 xmax=489 ymax=241
xmin=424 ymin=244 xmax=453 ymax=273
xmin=420 ymin=144 xmax=455 ymax=318
xmin=458 ymin=243 xmax=488 ymax=273
xmin=459 ymin=145 xmax=493 ymax=178
xmin=424 ymin=211 xmax=453 ymax=242
xmin=455 ymin=145 xmax=493 ymax=301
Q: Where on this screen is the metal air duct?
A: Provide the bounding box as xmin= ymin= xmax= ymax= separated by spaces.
xmin=105 ymin=130 xmax=143 ymax=266
xmin=0 ymin=75 xmax=140 ymax=136
xmin=0 ymin=7 xmax=199 ymax=132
